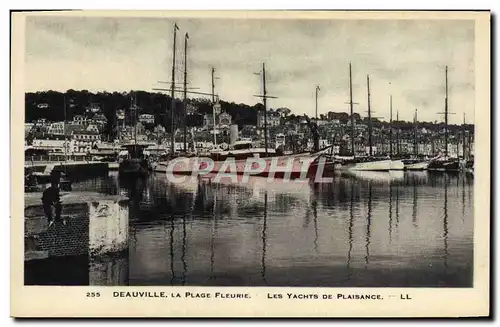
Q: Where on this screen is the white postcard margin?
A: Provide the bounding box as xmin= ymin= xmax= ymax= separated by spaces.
xmin=10 ymin=10 xmax=490 ymax=318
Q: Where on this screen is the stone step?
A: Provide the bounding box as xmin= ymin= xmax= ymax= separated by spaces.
xmin=24 ymin=192 xmax=129 ymax=260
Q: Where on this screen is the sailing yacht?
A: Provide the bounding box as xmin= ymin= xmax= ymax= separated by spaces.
xmin=462 ymin=113 xmax=474 ymax=174
xmin=155 ymin=62 xmax=329 ymax=178
xmin=404 ymin=159 xmax=429 ymax=171
xmin=382 ymin=95 xmax=405 ymax=170
xmin=338 ymin=65 xmax=399 ymax=171
xmin=403 ymin=109 xmax=429 ymax=170
xmin=390 ymin=159 xmax=405 ymax=170
xmin=152 ymin=27 xmax=332 ymax=178
xmin=428 ymin=66 xmax=460 ymax=172
xmin=118 ymin=92 xmax=150 ymax=178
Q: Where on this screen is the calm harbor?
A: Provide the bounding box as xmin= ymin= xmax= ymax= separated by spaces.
xmin=23 ymin=17 xmax=476 ymax=291
xmin=25 ymin=170 xmax=473 ymax=287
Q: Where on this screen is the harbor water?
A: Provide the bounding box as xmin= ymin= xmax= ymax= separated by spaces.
xmin=25 ymin=171 xmax=473 ymax=287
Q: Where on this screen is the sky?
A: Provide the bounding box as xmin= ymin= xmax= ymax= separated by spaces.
xmin=24 ymin=15 xmax=475 ymax=124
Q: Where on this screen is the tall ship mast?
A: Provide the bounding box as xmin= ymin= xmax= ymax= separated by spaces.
xmin=365 ymin=75 xmax=387 ymax=161
xmin=170 ymin=23 xmax=179 ymax=155
xmin=413 ymin=109 xmax=418 ymax=157
xmin=462 ymin=113 xmax=467 ymax=159
xmin=63 ymin=94 xmax=67 ymax=165
xmin=348 ymin=63 xmax=355 ymax=157
xmin=254 ymin=63 xmax=277 ymax=155
xmin=211 ymin=67 xmax=218 ymax=149
xmin=337 ymin=65 xmax=401 ymax=171
xmin=262 ymin=63 xmax=268 ymax=155
xmin=389 ymin=95 xmax=393 ymax=158
xmin=438 ymin=66 xmax=455 ymax=158
xmin=182 ymin=32 xmax=189 ymax=152
xmin=366 ymin=75 xmax=373 ymax=157
xmin=131 ymin=92 xmax=137 ymax=145
xmin=396 ymin=111 xmax=400 ymax=155
xmin=428 ymin=66 xmax=460 ymax=171
xmin=315 ymin=85 xmax=320 ymax=119
xmin=400 ymin=108 xmax=429 ymax=170
xmin=119 ymin=90 xmax=149 ymax=177
xmin=444 ymin=66 xmax=449 ymax=157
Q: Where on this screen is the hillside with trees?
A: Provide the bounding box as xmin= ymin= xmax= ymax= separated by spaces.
xmin=25 ymin=90 xmax=468 ymax=139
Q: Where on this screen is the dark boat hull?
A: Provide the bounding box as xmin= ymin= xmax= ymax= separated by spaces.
xmin=428 ymin=158 xmax=460 ymax=172
xmin=119 ymin=159 xmax=149 ymax=178
xmin=24 ymin=174 xmax=72 ymax=192
xmin=402 ymin=159 xmax=429 ymax=171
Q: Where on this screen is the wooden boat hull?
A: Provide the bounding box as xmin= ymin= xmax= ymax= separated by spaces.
xmin=119 ymin=159 xmax=149 ymax=177
xmin=153 ymin=153 xmax=327 ymax=179
xmin=341 ymin=159 xmax=393 ymax=172
xmin=404 ymin=161 xmax=429 ymax=171
xmin=390 ymin=160 xmax=405 ymax=170
xmin=428 ymin=158 xmax=460 ymax=172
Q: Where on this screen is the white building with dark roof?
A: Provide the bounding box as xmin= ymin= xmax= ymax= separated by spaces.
xmin=73 ymin=115 xmax=89 ymax=125
xmin=47 ymin=122 xmax=66 ymax=136
xmin=139 ymin=114 xmax=155 ymax=125
xmin=71 ymin=130 xmax=101 ymax=153
xmin=86 ymin=124 xmax=100 ymax=133
xmin=257 ymin=110 xmax=281 ymax=128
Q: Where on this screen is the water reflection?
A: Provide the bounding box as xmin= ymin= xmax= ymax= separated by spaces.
xmin=443 ymin=174 xmax=449 ymax=271
xmin=89 ymin=254 xmax=129 ymax=286
xmin=365 ymin=182 xmax=372 ymax=267
xmin=169 ymin=216 xmax=175 ymax=285
xmin=26 ymin=171 xmax=473 ymax=287
xmin=395 ymin=180 xmax=400 ymax=229
xmin=462 ymin=176 xmax=466 ymax=221
xmin=412 ymin=179 xmax=418 ymax=228
xmin=209 ymin=189 xmax=217 ymax=281
xmin=341 ymin=170 xmax=405 ymax=184
xmin=346 ymin=184 xmax=355 ymax=280
xmin=261 ymin=192 xmax=268 ymax=284
xmin=388 ymin=184 xmax=393 ymax=243
xmin=181 ymin=209 xmax=187 ymax=285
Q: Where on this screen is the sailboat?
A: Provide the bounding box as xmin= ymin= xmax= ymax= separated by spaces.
xmin=118 ymin=92 xmax=149 ymax=178
xmin=403 ymin=109 xmax=429 ymax=170
xmin=152 ymin=26 xmax=330 ymax=178
xmin=462 ymin=113 xmax=474 ymax=174
xmin=337 ymin=65 xmax=395 ymax=171
xmin=386 ymin=96 xmax=405 ymax=170
xmin=156 ymin=62 xmax=329 ymax=178
xmin=428 ymin=66 xmax=460 ymax=172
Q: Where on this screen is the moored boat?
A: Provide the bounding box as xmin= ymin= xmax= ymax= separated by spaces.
xmin=118 ymin=92 xmax=150 ymax=179
xmin=336 ymin=65 xmax=394 ymax=172
xmin=342 ymin=169 xmax=405 ymax=183
xmin=401 ymin=109 xmax=429 ymax=171
xmin=390 ymin=159 xmax=405 ymax=170
xmin=118 ymin=144 xmax=150 ymax=178
xmin=427 ymin=67 xmax=460 ymax=173
xmin=336 ymin=156 xmax=392 ymax=171
xmin=464 ymin=158 xmax=474 ymax=174
xmin=402 ymin=159 xmax=429 ymax=171
xmin=427 ymin=157 xmax=460 ymax=172
xmin=154 ymin=147 xmax=330 ymax=179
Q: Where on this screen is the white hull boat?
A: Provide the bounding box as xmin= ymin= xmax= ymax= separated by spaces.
xmin=390 ymin=160 xmax=405 ymax=170
xmin=404 ymin=161 xmax=429 ymax=171
xmin=152 ymin=152 xmax=329 ymax=179
xmin=341 ymin=159 xmax=393 ymax=172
